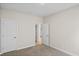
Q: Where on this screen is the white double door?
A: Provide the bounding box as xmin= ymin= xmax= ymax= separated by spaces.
xmin=1 ymin=19 xmax=16 ymax=53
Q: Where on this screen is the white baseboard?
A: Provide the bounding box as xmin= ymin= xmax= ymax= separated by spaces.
xmin=16 ymin=44 xmax=35 ymax=50
xmin=52 ymin=46 xmax=77 ymax=56
xmin=0 ymin=44 xmax=35 ymax=54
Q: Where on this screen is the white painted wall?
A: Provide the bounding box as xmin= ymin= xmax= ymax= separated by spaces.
xmin=44 ymin=6 xmax=79 ymax=56
xmin=0 ymin=18 xmax=1 ymax=53
xmin=0 ymin=9 xmax=43 ymax=52
xmin=0 ymin=9 xmax=1 ymax=53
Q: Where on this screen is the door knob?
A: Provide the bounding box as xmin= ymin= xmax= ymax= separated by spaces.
xmin=14 ymin=37 xmax=16 ymax=38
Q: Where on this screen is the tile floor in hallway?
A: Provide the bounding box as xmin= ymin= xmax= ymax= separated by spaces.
xmin=1 ymin=45 xmax=70 ymax=56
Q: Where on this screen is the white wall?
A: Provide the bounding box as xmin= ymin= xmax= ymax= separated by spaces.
xmin=0 ymin=18 xmax=1 ymax=53
xmin=0 ymin=9 xmax=1 ymax=53
xmin=44 ymin=6 xmax=79 ymax=56
xmin=1 ymin=9 xmax=43 ymax=51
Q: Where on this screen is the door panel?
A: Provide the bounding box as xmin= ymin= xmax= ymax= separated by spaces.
xmin=1 ymin=19 xmax=16 ymax=53
xmin=42 ymin=24 xmax=49 ymax=46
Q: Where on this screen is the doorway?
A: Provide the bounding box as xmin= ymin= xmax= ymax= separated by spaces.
xmin=35 ymin=24 xmax=50 ymax=47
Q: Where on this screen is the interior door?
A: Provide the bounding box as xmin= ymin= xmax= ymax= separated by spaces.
xmin=42 ymin=24 xmax=49 ymax=46
xmin=35 ymin=24 xmax=42 ymax=45
xmin=1 ymin=19 xmax=16 ymax=53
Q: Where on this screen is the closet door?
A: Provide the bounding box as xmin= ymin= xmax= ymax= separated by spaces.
xmin=1 ymin=19 xmax=16 ymax=53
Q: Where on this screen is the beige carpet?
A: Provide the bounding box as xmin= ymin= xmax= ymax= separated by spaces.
xmin=1 ymin=45 xmax=70 ymax=56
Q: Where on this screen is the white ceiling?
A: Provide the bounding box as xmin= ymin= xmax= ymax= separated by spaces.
xmin=0 ymin=3 xmax=78 ymax=17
